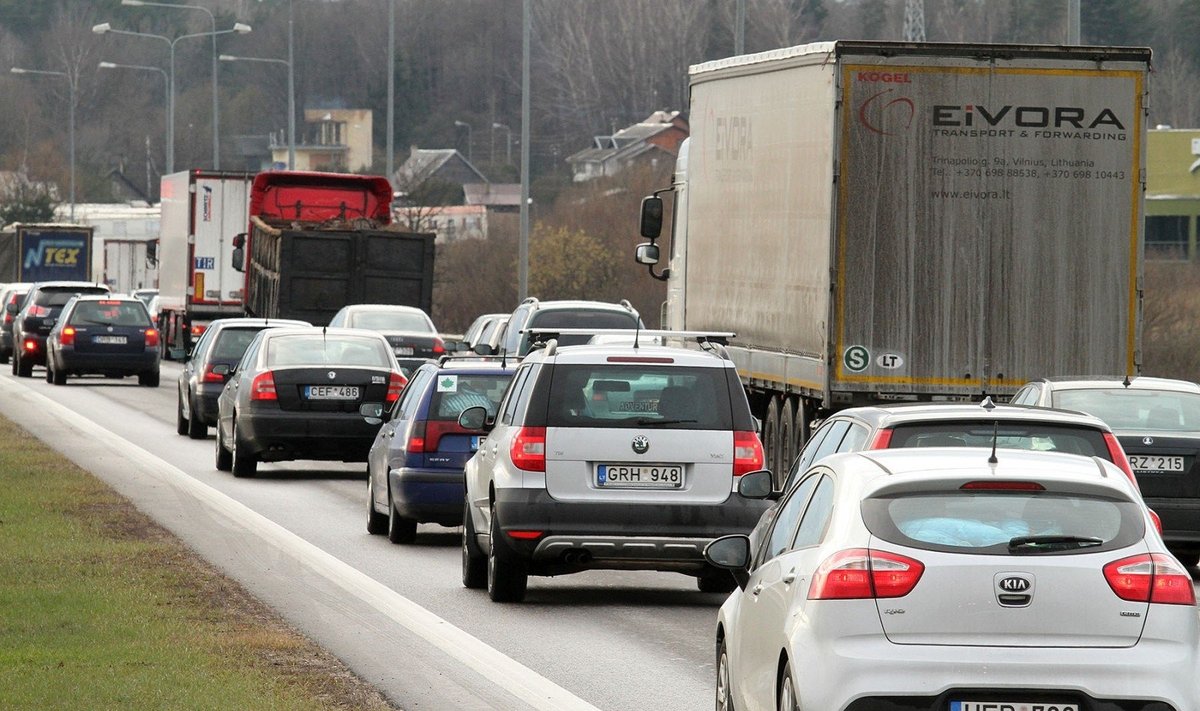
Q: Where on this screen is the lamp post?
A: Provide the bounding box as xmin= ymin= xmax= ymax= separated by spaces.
xmin=120 ymin=0 xmax=223 ymax=170
xmin=11 ymin=67 xmax=74 ymax=221
xmin=492 ymin=122 xmax=512 ymax=165
xmin=220 ymin=54 xmax=294 ymax=170
xmin=98 ymin=61 xmax=169 ymax=184
xmin=92 ymin=21 xmax=251 ymax=174
xmin=454 ymin=120 xmax=472 ymax=163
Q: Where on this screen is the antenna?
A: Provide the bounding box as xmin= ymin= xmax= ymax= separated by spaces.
xmin=1123 ymin=375 xmax=1132 ymax=388
xmin=980 ymin=395 xmax=996 ymax=411
xmin=988 ymin=419 xmax=999 ymax=464
xmin=633 ymin=319 xmax=641 ymax=349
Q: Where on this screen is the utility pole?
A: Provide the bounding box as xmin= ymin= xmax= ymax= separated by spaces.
xmin=519 ymin=0 xmax=530 ymax=300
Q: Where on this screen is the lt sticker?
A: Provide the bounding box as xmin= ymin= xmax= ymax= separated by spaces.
xmin=843 ymin=345 xmax=870 ymax=373
xmin=876 ymin=352 xmax=904 ymax=370
xmin=437 ymin=375 xmax=458 ymax=392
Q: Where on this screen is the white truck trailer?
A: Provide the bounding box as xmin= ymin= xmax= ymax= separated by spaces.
xmin=158 ymin=170 xmax=254 ymax=359
xmin=635 ymin=40 xmax=1151 ymax=478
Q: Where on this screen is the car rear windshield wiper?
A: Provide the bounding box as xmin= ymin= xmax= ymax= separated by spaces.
xmin=635 ymin=417 xmax=698 ymax=426
xmin=1008 ymin=535 xmax=1104 ymax=553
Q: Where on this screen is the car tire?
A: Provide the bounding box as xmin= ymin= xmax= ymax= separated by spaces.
xmin=10 ymin=351 xmax=18 ymax=375
xmin=716 ymin=638 xmax=736 ymax=711
xmin=366 ymin=472 xmax=388 ymax=535
xmin=231 ymin=421 xmax=257 ymax=478
xmin=16 ymin=351 xmax=32 ymax=378
xmin=186 ymin=396 xmax=206 ymax=439
xmin=487 ymin=502 xmax=527 ymax=602
xmin=778 ymin=661 xmax=799 ymax=711
xmin=139 ymin=370 xmax=160 ymax=387
xmin=51 ymin=362 xmax=66 ymax=386
xmin=462 ymin=500 xmax=487 ymax=589
xmin=215 ymin=424 xmax=233 ymax=471
xmin=44 ymin=360 xmax=53 ymax=383
xmin=697 ymin=568 xmax=737 ymax=594
xmin=387 ymin=491 xmax=417 ymax=544
xmin=176 ymin=396 xmax=189 ymax=435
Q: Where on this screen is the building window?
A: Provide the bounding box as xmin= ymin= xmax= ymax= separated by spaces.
xmin=1146 ymin=215 xmax=1190 ymax=260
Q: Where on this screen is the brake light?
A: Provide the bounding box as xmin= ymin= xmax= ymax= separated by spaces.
xmin=387 ymin=371 xmax=406 ymax=404
xmin=510 ymin=426 xmax=546 ymax=472
xmin=733 ymin=430 xmax=764 ymax=476
xmin=507 ymin=530 xmax=543 ymax=540
xmin=190 ymin=323 xmax=207 ymax=337
xmin=22 ymin=339 xmax=37 ymax=352
xmin=1103 ymin=553 xmax=1195 ymax=605
xmin=29 ymin=305 xmax=50 ymax=318
xmin=808 ymin=548 xmax=925 ymax=600
xmin=960 ymin=481 xmax=1046 ymax=491
xmin=60 ymin=326 xmax=76 ymax=346
xmin=144 ymin=328 xmax=159 ymax=348
xmin=869 ymin=428 xmax=894 ymax=449
xmin=407 ymin=420 xmax=427 ymax=453
xmin=1103 ymin=432 xmax=1139 ymax=490
xmin=202 ymin=364 xmax=225 ymax=383
xmin=249 ymin=371 xmax=277 ymax=401
xmin=432 ymin=337 xmax=445 ymax=355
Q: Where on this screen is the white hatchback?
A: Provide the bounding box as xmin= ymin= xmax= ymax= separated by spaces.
xmin=706 ymin=448 xmax=1199 ymax=711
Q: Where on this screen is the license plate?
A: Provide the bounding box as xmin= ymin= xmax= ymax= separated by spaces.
xmin=471 ymin=435 xmax=484 ymax=452
xmin=94 ymin=335 xmax=127 ymax=345
xmin=597 ymin=464 xmax=683 ymax=488
xmin=303 ymin=385 xmax=360 ymax=400
xmin=1129 ymin=455 xmax=1185 ymax=472
xmin=951 ymin=703 xmax=1078 ymax=711
xmin=394 ymin=346 xmax=414 ymax=356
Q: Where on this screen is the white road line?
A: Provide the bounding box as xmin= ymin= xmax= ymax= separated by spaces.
xmin=0 ymin=378 xmax=601 ymax=711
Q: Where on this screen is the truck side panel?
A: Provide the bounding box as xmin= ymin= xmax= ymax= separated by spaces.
xmin=835 ymin=53 xmax=1144 ymax=395
xmin=15 ymin=226 xmax=93 ymax=282
xmin=191 ymin=175 xmax=251 ymax=311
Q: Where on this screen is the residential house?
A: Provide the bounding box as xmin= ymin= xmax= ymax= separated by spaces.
xmin=566 ymin=111 xmax=689 ymax=182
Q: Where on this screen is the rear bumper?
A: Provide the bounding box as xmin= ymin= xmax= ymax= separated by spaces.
xmin=239 ymin=409 xmax=379 ymax=462
xmin=493 ymin=488 xmax=769 ymax=570
xmin=56 ymin=349 xmax=158 ymax=375
xmin=388 ymin=467 xmax=463 ymax=524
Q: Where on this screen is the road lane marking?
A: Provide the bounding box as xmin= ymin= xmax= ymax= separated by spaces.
xmin=0 ymin=378 xmax=601 ymax=711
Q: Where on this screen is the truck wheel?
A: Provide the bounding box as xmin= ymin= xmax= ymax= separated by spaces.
xmin=764 ymin=397 xmax=782 ymax=481
xmin=795 ymin=398 xmax=812 ymax=452
xmin=778 ymin=398 xmax=797 ymax=489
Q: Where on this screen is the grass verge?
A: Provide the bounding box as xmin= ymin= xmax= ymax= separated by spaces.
xmin=0 ymin=415 xmax=396 ymax=711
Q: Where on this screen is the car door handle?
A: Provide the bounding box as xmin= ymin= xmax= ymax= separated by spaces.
xmin=782 ymin=570 xmax=796 ymax=585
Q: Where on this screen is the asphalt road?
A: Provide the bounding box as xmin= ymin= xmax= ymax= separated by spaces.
xmin=0 ymin=362 xmax=723 ymax=711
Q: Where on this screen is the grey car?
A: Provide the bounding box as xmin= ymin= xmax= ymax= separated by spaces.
xmin=707 ymin=448 xmax=1197 ymax=711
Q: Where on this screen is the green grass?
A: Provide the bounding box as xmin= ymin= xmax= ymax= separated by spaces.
xmin=0 ymin=417 xmax=394 ymax=711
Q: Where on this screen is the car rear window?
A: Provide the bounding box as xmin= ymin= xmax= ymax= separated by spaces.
xmin=542 ymin=364 xmax=733 ymax=430
xmin=211 ymin=328 xmax=267 ymax=361
xmin=863 ymin=491 xmax=1143 ymax=555
xmin=428 ymin=373 xmax=513 ymax=420
xmin=527 ymin=310 xmax=639 ymax=347
xmin=351 ymin=310 xmax=433 ymax=332
xmin=69 ymin=301 xmax=150 ymax=327
xmin=37 ymin=287 xmax=109 ymax=307
xmin=267 ymin=335 xmax=391 ymax=367
xmin=1052 ymin=388 xmax=1200 ymax=432
xmin=888 ymin=422 xmax=1110 ymax=460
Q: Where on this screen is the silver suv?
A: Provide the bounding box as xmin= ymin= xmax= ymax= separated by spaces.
xmin=458 ymin=333 xmax=769 ymax=602
xmin=495 ymin=297 xmax=641 ymax=358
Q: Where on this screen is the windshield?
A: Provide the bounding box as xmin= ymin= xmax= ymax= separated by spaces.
xmin=1052 ymin=388 xmax=1200 ymax=432
xmin=351 ymin=310 xmax=433 ymax=333
xmin=267 ymin=335 xmax=391 ymax=367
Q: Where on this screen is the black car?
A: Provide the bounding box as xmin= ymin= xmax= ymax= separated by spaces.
xmin=10 ymin=281 xmax=110 ymax=377
xmin=0 ymin=282 xmax=31 ymax=364
xmin=44 ymin=295 xmax=161 ymax=386
xmin=1013 ymin=376 xmax=1200 ymax=565
xmin=214 ymin=327 xmax=407 ymax=478
xmin=176 ymin=317 xmax=310 ymax=439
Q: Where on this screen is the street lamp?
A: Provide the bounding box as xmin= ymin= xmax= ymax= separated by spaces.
xmin=220 ymin=54 xmax=294 ymax=170
xmin=98 ymin=61 xmax=169 ymax=188
xmin=11 ymin=66 xmax=74 ymax=221
xmin=492 ymin=122 xmax=512 ymax=165
xmin=93 ymin=20 xmax=251 ymax=174
xmin=120 ymin=0 xmax=224 ymax=170
xmin=454 ymin=120 xmax=472 ymax=163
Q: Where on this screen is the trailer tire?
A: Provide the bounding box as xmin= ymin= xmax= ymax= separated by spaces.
xmin=778 ymin=398 xmax=797 ymax=490
xmin=795 ymin=398 xmax=812 ymax=452
xmin=764 ymin=397 xmax=782 ymax=481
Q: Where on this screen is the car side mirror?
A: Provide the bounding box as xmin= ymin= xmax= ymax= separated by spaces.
xmin=737 ymin=470 xmax=776 ymax=500
xmin=703 ymin=535 xmax=751 ymax=590
xmin=473 ymin=343 xmax=495 ymax=356
xmin=458 ymin=405 xmax=494 ymax=432
xmin=635 ymin=242 xmax=660 ymax=266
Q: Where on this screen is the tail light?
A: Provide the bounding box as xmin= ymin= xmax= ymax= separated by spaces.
xmin=22 ymin=339 xmax=37 ymax=352
xmin=1149 ymin=508 xmax=1163 ymax=535
xmin=1103 ymin=433 xmax=1139 ymax=491
xmin=407 ymin=420 xmax=427 ymax=453
xmin=387 ymin=371 xmax=406 ymax=404
xmin=60 ymin=326 xmax=76 ymax=346
xmin=733 ymin=430 xmax=764 ymax=476
xmin=510 ymin=426 xmax=546 ymax=472
xmin=202 ymin=364 xmax=225 ymax=383
xmin=144 ymin=328 xmax=160 ymax=348
xmin=249 ymin=371 xmax=277 ymax=401
xmin=190 ymin=323 xmax=207 ymax=337
xmin=507 ymin=530 xmax=543 ymax=540
xmin=869 ymin=428 xmax=894 ymax=449
xmin=1103 ymin=553 xmax=1195 ymax=605
xmin=809 ymin=548 xmax=925 ymax=600
xmin=28 ymin=305 xmax=50 ymax=318
xmin=432 ymin=337 xmax=445 ymax=355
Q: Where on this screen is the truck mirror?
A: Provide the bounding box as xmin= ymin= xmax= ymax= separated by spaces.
xmin=639 ymin=195 xmax=663 ymax=239
xmin=232 ymin=233 xmax=246 ymax=248
xmin=635 ymin=242 xmax=660 ymax=266
xmin=231 ymin=247 xmax=245 ymax=272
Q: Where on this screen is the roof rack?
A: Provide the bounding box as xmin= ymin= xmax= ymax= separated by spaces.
xmin=522 ymin=328 xmax=735 ymax=345
xmin=437 ymin=353 xmax=508 ymax=366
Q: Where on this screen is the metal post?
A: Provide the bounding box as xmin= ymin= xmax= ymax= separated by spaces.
xmin=519 ymin=0 xmax=530 ymax=300
xmin=68 ymin=77 xmax=75 ymax=221
xmin=288 ymin=1 xmax=296 ymax=169
xmin=167 ymin=42 xmax=175 ymax=173
xmin=387 ymin=0 xmax=395 ymax=179
xmin=734 ymin=0 xmax=745 ymax=55
xmin=211 ymin=16 xmax=219 ymax=168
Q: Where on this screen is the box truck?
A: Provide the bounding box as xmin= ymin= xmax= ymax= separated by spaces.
xmin=635 ymin=40 xmax=1151 ymax=477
